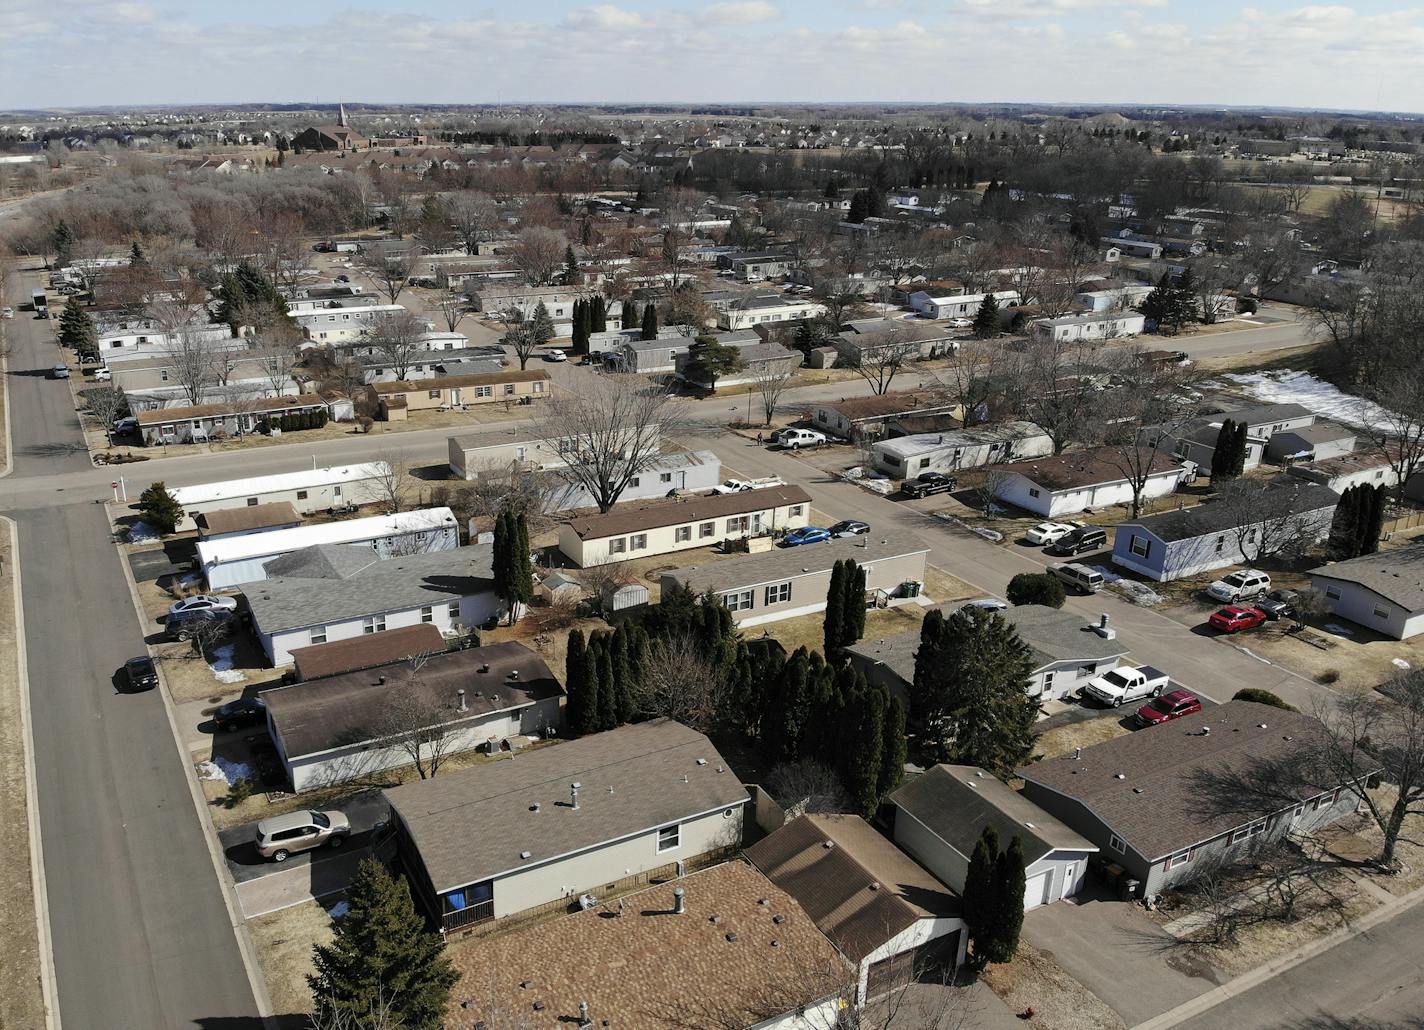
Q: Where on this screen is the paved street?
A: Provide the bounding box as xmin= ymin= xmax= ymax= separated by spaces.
xmin=3 ymin=265 xmax=262 ymax=1028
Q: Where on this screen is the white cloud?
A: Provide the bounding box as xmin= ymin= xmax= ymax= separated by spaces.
xmin=702 ymin=1 xmax=781 ymax=23
xmin=564 ymin=4 xmax=647 ymax=30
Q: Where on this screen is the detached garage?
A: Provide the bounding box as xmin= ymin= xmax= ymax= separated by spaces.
xmin=889 ymin=764 xmax=1098 ymax=911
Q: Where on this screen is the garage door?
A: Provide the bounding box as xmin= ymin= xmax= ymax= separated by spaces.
xmin=866 ymin=949 xmax=918 ymax=1000
xmin=1024 ymin=871 xmax=1051 ymax=911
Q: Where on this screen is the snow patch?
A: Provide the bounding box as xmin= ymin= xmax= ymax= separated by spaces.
xmin=209 ymin=642 xmax=247 ymax=684
xmin=211 ymin=756 xmax=253 ymax=785
xmin=1325 ymin=623 xmax=1357 ymax=637
xmin=1224 ymin=370 xmax=1400 ymax=431
xmin=127 ymin=521 xmax=160 ymax=543
xmin=196 ymin=761 xmax=226 ymax=782
xmin=1393 ymin=658 xmax=1412 ymax=671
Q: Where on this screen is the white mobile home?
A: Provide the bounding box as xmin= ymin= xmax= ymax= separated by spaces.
xmin=1031 ymin=311 xmax=1145 ymax=344
xmin=871 ymin=422 xmax=1052 ymax=478
xmin=908 ymin=289 xmax=1019 ymax=320
xmin=1309 ymin=544 xmax=1424 ymax=641
xmin=991 ymin=447 xmax=1190 ymax=518
xmin=168 ymin=463 xmax=394 ymax=532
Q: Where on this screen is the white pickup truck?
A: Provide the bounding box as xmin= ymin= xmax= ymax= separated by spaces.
xmin=711 ymin=476 xmax=785 ymax=495
xmin=1083 ymin=665 xmax=1171 ymax=707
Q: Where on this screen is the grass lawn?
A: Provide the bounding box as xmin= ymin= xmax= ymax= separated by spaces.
xmin=1034 ymin=714 xmax=1134 ymax=760
xmin=248 ymin=897 xmax=334 ymax=1018
xmin=980 ymin=941 xmax=1126 ymax=1030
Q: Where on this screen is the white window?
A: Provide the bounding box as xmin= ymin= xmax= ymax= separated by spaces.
xmin=1324 ymin=585 xmax=1341 ymax=600
xmin=789 ymin=505 xmax=804 ymax=517
xmin=421 ymin=606 xmax=434 ymax=623
xmin=1314 ymin=789 xmax=1340 ymax=811
xmin=246 ymin=498 xmax=259 ymax=507
xmin=675 ymin=526 xmax=692 ymax=543
xmin=1165 ymin=849 xmax=1193 ymax=870
xmin=1214 ymin=535 xmax=1225 ymax=554
xmin=699 ymin=521 xmax=716 ymax=538
xmin=309 ymin=627 xmax=327 ymax=645
xmin=727 ymin=516 xmax=750 ymax=534
xmin=659 ymin=472 xmax=673 ymax=483
xmin=1231 ymin=820 xmax=1266 ymax=844
xmin=656 ymin=824 xmax=681 ymax=852
xmin=428 ymin=389 xmax=442 ymax=399
xmin=1028 ymin=488 xmax=1040 ymax=498
xmin=723 ymin=590 xmax=754 ymax=612
xmin=362 ymin=614 xmax=386 ymax=634
xmin=475 ymin=386 xmax=493 ymax=398
xmin=504 ymin=383 xmax=516 ymax=395
xmin=1373 ymin=604 xmax=1390 ymax=619
xmin=533 ymin=381 xmax=545 ymax=393
xmin=1109 ymin=835 xmax=1126 ymax=854
xmin=448 ymin=601 xmax=460 ymax=620
xmin=764 ymin=582 xmax=791 ymax=605
xmin=609 ymin=537 xmax=627 ymax=554
xmin=630 ymin=534 xmax=648 ymax=551
xmin=1041 ymin=671 xmax=1055 ymax=695
xmin=1130 ymin=536 xmax=1151 ymax=558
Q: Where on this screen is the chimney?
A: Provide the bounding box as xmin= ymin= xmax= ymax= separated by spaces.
xmin=570 ymin=781 xmax=582 ymax=809
xmin=456 ymin=688 xmax=467 ymax=713
xmin=479 ymin=663 xmax=489 ymax=673
xmin=1092 ymin=613 xmax=1116 ymax=640
xmin=673 ymin=887 xmax=686 ymax=915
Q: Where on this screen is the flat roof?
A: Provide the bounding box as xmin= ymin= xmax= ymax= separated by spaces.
xmin=565 ymin=485 xmax=812 ymax=541
xmin=662 ymin=531 xmax=928 ymax=596
xmin=384 ymin=719 xmax=748 ymax=893
xmin=874 ymin=421 xmax=1047 ymax=460
xmin=171 ymin=463 xmax=391 ymax=506
xmin=197 ymin=507 xmax=455 ymax=567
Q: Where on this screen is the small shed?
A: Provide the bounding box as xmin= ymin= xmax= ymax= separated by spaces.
xmin=600 ymin=578 xmax=649 ymax=612
xmin=805 ymin=346 xmax=838 ymax=369
xmin=539 ymin=571 xmax=584 ymax=605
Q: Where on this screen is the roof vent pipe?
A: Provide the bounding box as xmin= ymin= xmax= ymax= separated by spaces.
xmin=1073 ymin=747 xmax=1082 ymax=760
xmin=378 ymin=675 xmax=387 ymax=685
xmin=510 ymin=668 xmax=520 ymax=680
xmin=457 ymin=688 xmax=467 ymax=713
xmin=673 ymin=887 xmax=686 ymax=915
xmin=570 ymin=782 xmax=581 ymax=809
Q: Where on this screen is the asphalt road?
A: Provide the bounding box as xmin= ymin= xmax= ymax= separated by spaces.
xmin=1171 ymin=900 xmax=1424 ymax=1029
xmin=3 ymin=265 xmax=261 ymax=1028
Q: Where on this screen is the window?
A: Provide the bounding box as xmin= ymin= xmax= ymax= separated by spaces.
xmin=1165 ymin=850 xmax=1193 ymax=870
xmin=448 ymin=601 xmax=460 ymax=620
xmin=421 ymin=606 xmax=434 ymax=623
xmin=657 ymin=824 xmax=681 ymax=852
xmin=1130 ymin=536 xmax=1152 ymax=558
xmin=504 ymin=383 xmax=516 ymax=395
xmin=659 ymin=472 xmax=673 ymax=484
xmin=788 ymin=505 xmax=804 ymax=518
xmin=1231 ymin=820 xmax=1266 ymax=844
xmin=630 ymin=477 xmax=641 ymax=488
xmin=362 ymin=614 xmax=386 ymax=634
xmin=296 ymin=491 xmax=308 ymax=501
xmin=1324 ymin=585 xmax=1341 ymax=600
xmin=675 ymin=526 xmax=692 ymax=543
xmin=630 ymin=534 xmax=648 ymax=551
xmin=160 ymin=369 xmax=169 ymax=381
xmin=723 ymin=590 xmax=754 ymax=612
xmin=727 ymin=516 xmax=750 ymax=534
xmin=1315 ymin=789 xmax=1340 ymax=811
xmin=1214 ymin=535 xmax=1225 ymax=554
xmin=309 ymin=627 xmax=327 ymax=645
xmin=1029 ymin=488 xmax=1041 ymax=498
xmin=1374 ymin=604 xmax=1390 ymax=619
xmin=918 ymin=457 xmax=930 ymax=470
xmin=699 ymin=521 xmax=716 ymax=538
xmin=765 ymin=582 xmax=791 ymax=605
xmin=428 ymin=389 xmax=442 ymax=399
xmin=609 ymin=537 xmax=627 ymax=554
xmin=246 ymin=498 xmax=259 ymax=507
xmin=475 ymin=386 xmax=493 ymax=398
xmin=1108 ymin=835 xmax=1126 ymax=854
xmin=1041 ymin=671 xmax=1055 ymax=695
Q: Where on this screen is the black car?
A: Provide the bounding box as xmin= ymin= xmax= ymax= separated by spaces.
xmin=1255 ymin=588 xmax=1300 ymax=621
xmin=830 ymin=519 xmax=870 ymax=537
xmin=213 ymin=697 xmax=267 ymax=732
xmin=124 ymin=656 xmax=158 ymax=692
xmin=1045 ymin=526 xmax=1108 ymax=556
xmin=902 ymin=472 xmax=958 ymax=499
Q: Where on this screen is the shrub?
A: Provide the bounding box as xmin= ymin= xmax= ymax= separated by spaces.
xmin=1231 ymin=688 xmax=1297 ymax=711
xmin=1006 ymin=571 xmax=1066 ymax=609
xmin=356 ymin=415 xmax=374 ymax=434
xmin=1318 ymin=669 xmax=1341 ymax=685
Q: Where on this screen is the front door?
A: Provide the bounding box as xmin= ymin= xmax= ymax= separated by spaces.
xmin=752 ymin=512 xmax=764 ymax=534
xmin=1061 ymin=863 xmax=1077 ymax=901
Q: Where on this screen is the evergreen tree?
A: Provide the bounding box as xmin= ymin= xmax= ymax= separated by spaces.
xmin=879 ymin=693 xmax=907 ymax=798
xmin=1138 ymin=271 xmax=1176 ymax=333
xmin=909 ymin=608 xmax=1039 ymax=774
xmin=1173 ymin=267 xmax=1198 ymax=330
xmin=988 ymin=836 xmax=1027 ymax=964
xmin=564 ymin=244 xmax=581 ymax=285
xmin=840 ymin=682 xmax=884 ymax=817
xmin=683 ymin=335 xmax=744 ymax=393
xmin=1330 ymin=485 xmax=1359 ymax=558
xmin=565 ymin=630 xmax=589 ymax=733
xmin=1209 ymin=419 xmax=1238 ymax=482
xmin=128 ymin=241 xmax=147 ymax=266
xmin=1360 ymin=484 xmax=1387 ymax=556
xmin=611 ymin=624 xmax=636 ymax=725
xmin=595 ymin=636 xmax=617 ymax=731
xmin=493 ymin=511 xmax=530 ymax=624
xmin=52 ymin=220 xmax=77 ymax=266
xmin=962 ymin=825 xmax=999 ymax=963
xmin=761 ymin=647 xmax=813 ymax=763
xmin=823 ymin=560 xmax=846 ymax=656
xmin=529 ymin=301 xmax=556 ymax=345
xmin=591 ymin=294 xmax=608 ymax=333
xmin=1006 ymin=572 xmax=1066 ymax=609
xmin=847 ymin=190 xmax=870 ymax=224
xmin=580 ymin=638 xmax=603 ymax=736
xmin=823 ymin=178 xmax=840 ymax=199
xmin=307 ymin=858 xmax=457 ymax=1030
xmin=58 ymin=303 xmax=98 ymax=361
xmin=972 ymin=293 xmax=1000 ymax=340
xmin=136 ymin=482 xmax=183 ymax=534
xmin=845 ymin=561 xmax=866 ymax=644
xmin=623 ymin=297 xmax=640 ymax=330
xmin=570 ymin=298 xmax=587 ymax=355
xmin=1229 ymin=422 xmax=1249 ymax=478
xmin=641 ymin=302 xmax=659 ymax=341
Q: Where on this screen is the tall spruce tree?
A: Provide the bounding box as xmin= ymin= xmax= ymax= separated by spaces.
xmin=307 ymin=858 xmax=457 ymax=1030
xmin=564 ymin=244 xmax=580 ymax=284
xmin=610 ymin=624 xmax=636 ymax=725
xmin=571 ymin=298 xmax=587 ymax=354
xmin=492 ymin=511 xmax=517 ymax=623
xmin=762 ymin=646 xmax=813 ymax=763
xmin=847 ymin=190 xmax=870 ymax=224
xmin=972 ymin=293 xmax=1000 ymax=340
xmin=512 ymin=512 xmax=534 ymax=614
xmin=879 ymin=693 xmax=907 ymax=798
xmin=823 ymin=561 xmax=847 ymax=655
xmin=840 ymin=683 xmax=885 ymax=817
xmin=58 ymin=303 xmax=98 ymax=361
xmin=566 ymin=630 xmax=590 ymax=733
xmin=591 ymin=294 xmax=608 ymax=332
xmin=963 ymin=825 xmax=999 ymax=961
xmin=641 ymin=301 xmax=659 ymax=341
xmin=1359 ymin=484 xmax=1387 ymax=556
xmin=845 ymin=561 xmax=866 ymax=644
xmin=988 ymin=836 xmax=1028 ymax=963
xmin=52 ymin=220 xmax=77 ymax=266
xmin=623 ymin=297 xmax=640 ymax=330
xmin=1229 ymin=422 xmax=1249 ymax=478
xmin=1210 ymin=419 xmax=1237 ymax=481
xmin=580 ymin=638 xmax=603 ymax=736
xmin=529 ymin=301 xmax=555 ymax=345
xmin=1330 ymin=484 xmax=1363 ymax=557
xmin=129 ymin=241 xmax=147 ymax=266
xmin=595 ymin=636 xmax=618 ymax=731
xmin=137 ymin=481 xmax=183 ymax=534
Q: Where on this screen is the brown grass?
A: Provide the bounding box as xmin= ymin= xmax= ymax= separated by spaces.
xmin=0 ymin=523 xmax=46 ymax=1028
xmin=980 ymin=941 xmax=1126 ymax=1030
xmin=1035 ymin=715 xmax=1134 ymax=760
xmin=247 ymin=897 xmax=333 ymax=1017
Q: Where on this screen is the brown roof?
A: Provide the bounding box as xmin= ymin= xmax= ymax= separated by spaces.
xmin=369 ymin=369 xmax=550 ymax=395
xmin=1019 ymin=702 xmax=1357 ymax=860
xmin=1000 ymin=446 xmax=1181 ymax=492
xmin=445 ymin=861 xmax=849 ymax=1030
xmin=565 ymin=485 xmax=813 ymax=540
xmin=746 ymin=814 xmax=958 ymax=963
xmin=194 ymin=502 xmax=301 ymax=537
xmin=820 ymin=390 xmax=957 ymax=423
xmin=136 ymin=395 xmax=326 ymax=425
xmin=290 ymin=622 xmax=446 ymax=681
xmin=262 ymin=641 xmax=560 ymax=760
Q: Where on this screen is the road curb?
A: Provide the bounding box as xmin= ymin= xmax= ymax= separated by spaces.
xmin=1130 ymin=879 xmax=1424 ymax=1030
xmin=113 ymin=525 xmax=279 ymax=1027
xmin=2 ymin=515 xmax=59 ymax=1030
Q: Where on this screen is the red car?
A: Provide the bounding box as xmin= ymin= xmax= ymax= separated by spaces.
xmin=1208 ymin=605 xmax=1268 ymax=634
xmin=1135 ymin=690 xmax=1203 ymax=728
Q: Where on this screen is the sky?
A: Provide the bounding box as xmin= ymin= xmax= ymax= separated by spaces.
xmin=3 ymin=0 xmax=1423 ymax=114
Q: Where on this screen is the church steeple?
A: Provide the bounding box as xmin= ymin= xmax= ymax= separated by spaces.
xmin=337 ymin=103 xmax=347 ymax=128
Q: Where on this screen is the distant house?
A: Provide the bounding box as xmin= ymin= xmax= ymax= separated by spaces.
xmin=1111 ymin=479 xmax=1339 ymax=582
xmin=385 ymin=720 xmax=749 ymax=932
xmin=368 ymin=369 xmax=550 ymax=420
xmin=747 ymin=813 xmax=966 ymax=1004
xmin=1031 ymin=311 xmax=1145 ymax=344
xmin=846 ymin=603 xmax=1128 ymax=704
xmin=811 ymin=390 xmax=961 ymax=441
xmin=195 ymin=502 xmax=302 ymax=540
xmin=1020 ymin=702 xmax=1373 ymax=898
xmin=1150 ymin=403 xmax=1316 ymax=474
xmin=1104 ymin=237 xmax=1163 ymax=260
xmin=890 ymin=765 xmax=1098 ymax=910
xmin=1309 ymin=543 xmax=1424 ymax=640
xmin=834 ymin=320 xmax=960 ymax=364
xmin=870 ymin=422 xmax=1052 ymax=478
xmin=558 ymin=486 xmax=812 ymax=567
xmin=262 ymin=641 xmax=562 ymax=792
xmin=136 ymin=395 xmax=332 ymax=446
xmin=909 ymin=289 xmax=1019 ymax=321
xmin=716 ymin=296 xmax=827 ymax=331
xmin=1075 ymin=285 xmax=1154 ymax=312
xmin=1264 ymin=424 xmax=1356 ymax=465
xmin=1287 ymin=450 xmax=1401 ymax=494
xmin=675 ymin=342 xmax=800 ymax=390
xmin=169 ymin=463 xmax=393 ymax=532
xmin=990 ymin=446 xmax=1191 ymax=518
xmin=243 ymin=544 xmax=500 ymax=665
xmin=660 ymin=532 xmax=930 ymax=628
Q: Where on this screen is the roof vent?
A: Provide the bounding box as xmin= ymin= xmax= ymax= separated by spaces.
xmin=571 ymin=782 xmax=582 ymax=810
xmin=772 ymin=913 xmax=787 ymax=924
xmin=1024 ymin=822 xmax=1036 ymax=829
xmin=1259 ymin=723 xmax=1268 ymax=729
xmin=1073 ymin=747 xmax=1082 ymax=760
xmin=529 ymin=802 xmax=540 ymax=813
xmin=869 ymin=881 xmax=881 ymax=891
xmin=822 ymin=840 xmax=835 ymax=850
xmin=682 ymin=774 xmax=689 ymax=783
xmin=725 ymin=932 xmax=739 ymax=943
xmin=673 ymin=887 xmax=686 ymax=915
xmin=457 ymin=688 xmax=468 ymax=713
xmin=520 ymin=980 xmax=534 ymax=990
xmin=758 ymin=897 xmax=769 ymax=906
xmin=510 ymin=668 xmax=520 ymax=681
xmin=1133 ymin=787 xmax=1144 ymax=794
xmin=520 ymin=850 xmax=532 ymax=859
xmin=480 ymin=663 xmax=490 ymax=673
xmin=1115 ymin=773 xmax=1126 ymax=780
xmin=696 ymin=758 xmax=708 ymax=766
xmin=1202 ymin=726 xmax=1211 ymax=736
xmin=378 ymin=675 xmax=387 ymax=685
xmin=771 ymin=939 xmax=781 ymax=947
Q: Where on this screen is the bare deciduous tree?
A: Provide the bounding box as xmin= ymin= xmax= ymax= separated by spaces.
xmin=435 ymin=285 xmax=467 ymax=333
xmin=925 ymin=338 xmax=1009 ymax=427
xmin=766 ymin=759 xmax=849 ymax=815
xmin=359 ymin=246 xmax=419 ymax=304
xmin=635 ymin=632 xmax=728 ymax=731
xmin=83 ymin=386 xmax=128 ymax=445
xmin=510 ymin=226 xmax=566 ymax=285
xmin=502 ymin=314 xmax=539 ymax=370
xmin=376 ymin=655 xmax=461 ymax=780
xmin=448 ymin=190 xmax=501 ymax=256
xmin=1101 ymin=350 xmax=1207 ymax=517
xmin=371 ymin=450 xmax=411 ymax=513
xmin=753 ymin=364 xmax=795 ymax=426
xmin=160 ymin=324 xmax=220 ymax=406
xmin=450 ymin=462 xmax=561 ymax=536
xmin=356 ymin=308 xmax=429 ymax=381
xmin=834 ymin=330 xmax=912 ymax=396
xmin=1214 ymin=478 xmax=1328 ymax=564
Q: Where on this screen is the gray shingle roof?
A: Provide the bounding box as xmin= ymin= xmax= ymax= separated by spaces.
xmin=384 ymin=719 xmax=748 ymax=892
xmin=662 ymin=532 xmax=928 ymax=596
xmin=891 ymin=765 xmax=1095 ymax=866
xmin=1310 ymin=542 xmax=1424 ymax=612
xmin=245 ymin=543 xmax=494 ymax=635
xmin=1119 ymin=478 xmax=1339 ymax=543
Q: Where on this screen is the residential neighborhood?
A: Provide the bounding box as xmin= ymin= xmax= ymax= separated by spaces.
xmin=6 ymin=18 xmax=1424 ymax=1030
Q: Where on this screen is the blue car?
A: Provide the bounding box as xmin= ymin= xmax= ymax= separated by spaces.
xmin=781 ymin=527 xmax=832 ymax=547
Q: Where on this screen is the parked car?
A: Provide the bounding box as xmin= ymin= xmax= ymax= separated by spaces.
xmin=711 ymin=476 xmax=785 ymax=495
xmin=164 ymin=608 xmax=235 ymax=641
xmin=1208 ymin=605 xmax=1268 ymax=634
xmin=1049 ymin=561 xmax=1104 ymax=594
xmin=90 ymin=367 xmax=112 ymax=381
xmin=543 ymin=349 xmax=568 ymax=362
xmin=1254 ymin=588 xmax=1300 ymax=621
xmin=829 ymin=519 xmax=870 ymax=537
xmin=774 ymin=427 xmax=827 ymax=450
xmin=1084 ymin=665 xmax=1171 ymax=707
xmin=113 ymin=416 xmax=139 ymax=434
xmin=1206 ymin=569 xmax=1271 ymax=603
xmin=1045 ymin=526 xmax=1108 ymax=556
xmin=1 ymin=306 xmax=13 ymax=318
xmin=1134 ymin=690 xmax=1203 ymax=728
xmin=213 ymin=697 xmax=267 ymax=732
xmin=335 ymin=274 xmax=350 ymax=282
xmin=169 ymin=594 xmax=239 ymax=617
xmin=945 ymin=318 xmax=972 ymax=328
xmin=255 ymin=809 xmax=350 ymax=862
xmin=123 ymin=656 xmax=158 ymax=692
xmin=781 ymin=527 xmax=833 ymax=547
xmin=1025 ymin=522 xmax=1076 ymax=545
xmin=962 ymin=597 xmax=1009 ymax=612
xmin=902 ymin=471 xmax=958 ymax=499
xmin=51 ymin=364 xmax=71 ymax=379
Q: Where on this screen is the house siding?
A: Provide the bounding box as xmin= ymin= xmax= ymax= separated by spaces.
xmin=173 ymin=475 xmax=391 ymax=532
xmin=1308 ymin=576 xmax=1424 ymax=641
xmin=1112 ymin=505 xmax=1335 ymax=582
xmin=559 ymin=502 xmax=811 ymax=567
xmin=872 ymin=431 xmax=1053 ymax=478
xmin=995 ymin=468 xmax=1183 ymax=518
xmin=260 ymin=591 xmax=501 ymax=666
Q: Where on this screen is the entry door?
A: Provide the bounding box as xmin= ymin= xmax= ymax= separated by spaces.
xmin=752 ymin=512 xmax=764 ymax=534
xmin=1060 ymin=864 xmax=1078 ymax=901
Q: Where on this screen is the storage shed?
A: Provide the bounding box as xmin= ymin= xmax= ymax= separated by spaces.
xmin=601 ymin=579 xmax=649 ymax=612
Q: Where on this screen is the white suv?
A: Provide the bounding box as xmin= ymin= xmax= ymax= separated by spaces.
xmin=1207 ymin=569 xmax=1271 ymax=603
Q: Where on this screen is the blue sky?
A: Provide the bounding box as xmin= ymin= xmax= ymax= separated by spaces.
xmin=3 ymin=1 xmax=1423 ymax=113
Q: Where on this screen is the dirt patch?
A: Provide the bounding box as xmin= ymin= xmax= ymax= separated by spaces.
xmin=980 ymin=941 xmax=1126 ymax=1030
xmin=247 ymin=897 xmax=334 ymax=1017
xmin=1035 ymin=713 xmax=1134 ymax=760
xmin=0 ymin=524 xmax=47 ymax=1028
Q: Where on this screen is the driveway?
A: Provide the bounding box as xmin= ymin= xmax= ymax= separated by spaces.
xmin=1024 ymin=884 xmax=1221 ymax=1026
xmin=219 ymin=788 xmax=390 ymax=883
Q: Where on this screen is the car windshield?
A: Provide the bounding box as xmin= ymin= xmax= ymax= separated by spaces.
xmin=1103 ymin=671 xmax=1132 ymax=688
xmin=1224 ymin=573 xmax=1247 ymax=586
xmin=310 ymin=812 xmax=330 ymax=829
xmin=1147 ymin=697 xmax=1173 ymax=713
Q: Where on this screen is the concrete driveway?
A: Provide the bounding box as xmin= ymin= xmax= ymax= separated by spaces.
xmin=1023 ymin=884 xmax=1223 ymax=1026
xmin=219 ymin=788 xmax=390 ymax=883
